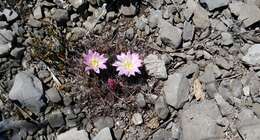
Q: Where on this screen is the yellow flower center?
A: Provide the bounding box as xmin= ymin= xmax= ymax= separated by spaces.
xmin=90 ymin=58 xmax=99 ymax=68
xmin=123 ymin=60 xmax=133 ymax=71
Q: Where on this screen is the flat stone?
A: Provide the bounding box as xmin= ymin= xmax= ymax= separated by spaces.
xmin=215 ymin=56 xmax=231 ymax=70
xmin=158 ymin=20 xmax=182 ymax=48
xmin=238 ymin=108 xmax=257 ymax=122
xmin=210 ymin=19 xmax=228 ymax=31
xmin=3 ymin=9 xmax=18 ymax=22
xmin=230 ymin=79 xmax=243 ymax=98
xmin=180 ymin=100 xmax=223 ymax=140
xmin=200 ymin=0 xmax=229 ymax=11
xmin=214 ymin=93 xmax=234 ymax=116
xmin=57 ymin=128 xmax=89 ymax=140
xmin=27 ymin=18 xmax=42 ymax=27
xmin=69 ymin=0 xmax=84 ymax=9
xmin=155 ymin=96 xmax=169 ymax=120
xmin=0 ymin=29 xmax=14 ymax=44
xmin=164 ymin=73 xmax=190 ymax=109
xmin=144 ymin=54 xmax=167 ymax=79
xmin=9 ymin=71 xmax=46 ymax=113
xmin=252 ymin=103 xmax=260 ymax=118
xmin=52 ymin=9 xmax=69 ymax=24
xmin=183 ymin=21 xmax=194 ymax=41
xmin=125 ymin=27 xmax=134 ymax=41
xmin=136 ymin=93 xmax=146 ymax=108
xmin=46 ymin=88 xmax=62 ymax=103
xmin=93 ymin=127 xmax=113 ymax=140
xmin=10 ymin=47 xmax=25 ymax=59
xmin=47 ymin=110 xmax=65 ymax=128
xmin=148 ymin=10 xmax=162 ymax=29
xmin=131 ymin=113 xmax=143 ymax=125
xmin=0 ymin=43 xmax=12 ymax=57
xmin=179 ymin=63 xmax=199 ymax=77
xmin=242 ymin=44 xmax=260 ymax=65
xmin=119 ymin=4 xmax=137 ymax=16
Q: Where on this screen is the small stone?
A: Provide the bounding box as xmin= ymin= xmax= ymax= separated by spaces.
xmin=148 ymin=10 xmax=162 ymax=29
xmin=69 ymin=0 xmax=84 ymax=9
xmin=171 ymin=123 xmax=180 ymax=139
xmin=63 ymin=96 xmax=73 ymax=106
xmin=230 ymin=79 xmax=243 ymax=98
xmin=10 ymin=47 xmax=25 ymax=59
xmin=158 ymin=20 xmax=182 ymax=48
xmin=27 ymin=18 xmax=42 ymax=27
xmin=9 ymin=71 xmax=46 ymax=113
xmin=164 ymin=73 xmax=190 ymax=109
xmin=252 ymin=103 xmax=260 ymax=118
xmin=214 ymin=93 xmax=234 ymax=116
xmin=154 ymin=96 xmax=169 ymax=120
xmin=47 ymin=110 xmax=65 ymax=128
xmin=243 ymin=86 xmax=250 ymax=96
xmin=131 ymin=113 xmax=143 ymax=125
xmin=238 ymin=108 xmax=256 ymax=121
xmin=52 ymin=9 xmax=69 ymax=24
xmin=46 ymin=88 xmax=62 ymax=103
xmin=0 ymin=43 xmax=12 ymax=57
xmin=242 ymin=44 xmax=260 ymax=66
xmin=33 ymin=6 xmax=43 ymax=19
xmin=183 ymin=21 xmax=194 ymax=41
xmin=148 ymin=0 xmax=163 ymax=9
xmin=237 ymin=119 xmax=260 ymax=140
xmin=119 ymin=4 xmax=137 ymax=16
xmin=215 ymin=56 xmax=231 ymax=70
xmin=93 ymin=127 xmax=113 ymax=140
xmin=239 ymin=4 xmax=260 ymax=27
xmin=144 ymin=54 xmax=167 ymax=79
xmin=136 ymin=93 xmax=146 ymax=108
xmin=0 ymin=29 xmax=13 ymax=44
xmin=221 ymin=32 xmax=233 ymax=46
xmin=3 ymin=9 xmax=18 ymax=22
xmin=135 ymin=17 xmax=146 ymax=31
xmin=106 ymin=11 xmax=116 ymax=21
xmin=57 ymin=128 xmax=89 ymax=140
xmin=125 ymin=27 xmax=134 ymax=41
xmin=178 ymin=63 xmax=199 ymax=77
xmin=200 ymin=0 xmax=229 ymax=11
xmin=94 ymin=117 xmax=114 ymax=130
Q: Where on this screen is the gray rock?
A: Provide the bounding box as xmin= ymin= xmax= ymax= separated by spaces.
xmin=27 ymin=18 xmax=42 ymax=27
xmin=187 ymin=0 xmax=210 ymax=29
xmin=210 ymin=19 xmax=228 ymax=31
xmin=3 ymin=9 xmax=18 ymax=22
xmin=214 ymin=93 xmax=234 ymax=116
xmin=200 ymin=0 xmax=229 ymax=11
xmin=125 ymin=27 xmax=134 ymax=41
xmin=252 ymin=103 xmax=260 ymax=118
xmin=230 ymin=79 xmax=243 ymax=98
xmin=52 ymin=9 xmax=69 ymax=24
xmin=158 ymin=20 xmax=182 ymax=48
xmin=221 ymin=32 xmax=233 ymax=46
xmin=57 ymin=128 xmax=89 ymax=140
xmin=69 ymin=0 xmax=84 ymax=9
xmin=180 ymin=100 xmax=223 ymax=140
xmin=131 ymin=113 xmax=143 ymax=125
xmin=215 ymin=56 xmax=231 ymax=70
xmin=33 ymin=6 xmax=43 ymax=19
xmin=106 ymin=11 xmax=116 ymax=21
xmin=93 ymin=127 xmax=113 ymax=140
xmin=68 ymin=27 xmax=88 ymax=41
xmin=94 ymin=117 xmax=114 ymax=130
xmin=147 ymin=0 xmax=163 ymax=9
xmin=135 ymin=17 xmax=146 ymax=31
xmin=0 ymin=21 xmax=8 ymax=29
xmin=0 ymin=43 xmax=12 ymax=56
xmin=47 ymin=110 xmax=65 ymax=128
xmin=144 ymin=54 xmax=167 ymax=79
xmin=136 ymin=93 xmax=146 ymax=108
xmin=119 ymin=4 xmax=137 ymax=16
xmin=46 ymin=88 xmax=62 ymax=103
xmin=0 ymin=29 xmax=13 ymax=44
xmin=179 ymin=63 xmax=199 ymax=77
xmin=9 ymin=71 xmax=46 ymax=113
xmin=164 ymin=73 xmax=190 ymax=109
xmin=63 ymin=96 xmax=72 ymax=106
xmin=237 ymin=119 xmax=260 ymax=140
xmin=242 ymin=44 xmax=260 ymax=65
xmin=183 ymin=21 xmax=194 ymax=41
xmin=238 ymin=108 xmax=257 ymax=122
xmin=152 ymin=129 xmax=172 ymax=140
xmin=171 ymin=123 xmax=180 ymax=139
xmin=10 ymin=47 xmax=25 ymax=59
xmin=154 ymin=96 xmax=169 ymax=120
xmin=148 ymin=10 xmax=162 ymax=29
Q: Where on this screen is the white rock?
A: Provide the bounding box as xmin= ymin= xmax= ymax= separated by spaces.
xmin=69 ymin=0 xmax=84 ymax=9
xmin=242 ymin=44 xmax=260 ymax=65
xmin=0 ymin=43 xmax=12 ymax=56
xmin=57 ymin=128 xmax=89 ymax=140
xmin=243 ymin=86 xmax=250 ymax=96
xmin=33 ymin=6 xmax=43 ymax=19
xmin=93 ymin=127 xmax=113 ymax=140
xmin=200 ymin=0 xmax=229 ymax=11
xmin=131 ymin=113 xmax=143 ymax=125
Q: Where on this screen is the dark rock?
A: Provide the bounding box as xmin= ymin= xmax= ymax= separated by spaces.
xmin=47 ymin=110 xmax=65 ymax=128
xmin=45 ymin=88 xmax=62 ymax=103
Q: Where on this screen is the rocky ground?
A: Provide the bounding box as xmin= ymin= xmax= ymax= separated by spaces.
xmin=1 ymin=0 xmax=260 ymax=140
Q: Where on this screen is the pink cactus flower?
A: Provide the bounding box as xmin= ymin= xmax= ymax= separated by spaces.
xmin=83 ymin=50 xmax=108 ymax=74
xmin=113 ymin=52 xmax=142 ymax=77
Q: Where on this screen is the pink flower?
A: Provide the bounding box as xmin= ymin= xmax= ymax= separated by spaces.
xmin=113 ymin=52 xmax=142 ymax=77
xmin=83 ymin=50 xmax=108 ymax=73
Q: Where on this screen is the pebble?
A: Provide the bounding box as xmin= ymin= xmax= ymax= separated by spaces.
xmin=242 ymin=44 xmax=260 ymax=66
xmin=125 ymin=27 xmax=135 ymax=41
xmin=9 ymin=71 xmax=46 ymax=113
xmin=119 ymin=4 xmax=137 ymax=16
xmin=221 ymin=32 xmax=233 ymax=46
xmin=131 ymin=113 xmax=143 ymax=125
xmin=136 ymin=93 xmax=146 ymax=108
xmin=52 ymin=9 xmax=69 ymax=24
xmin=45 ymin=88 xmax=62 ymax=103
xmin=214 ymin=93 xmax=234 ymax=116
xmin=148 ymin=10 xmax=162 ymax=29
xmin=69 ymin=0 xmax=84 ymax=9
xmin=33 ymin=6 xmax=43 ymax=19
xmin=164 ymin=73 xmax=190 ymax=109
xmin=94 ymin=116 xmax=114 ymax=130
xmin=3 ymin=9 xmax=18 ymax=22
xmin=154 ymin=96 xmax=169 ymax=120
xmin=47 ymin=110 xmax=65 ymax=128
xmin=183 ymin=21 xmax=194 ymax=41
xmin=10 ymin=47 xmax=25 ymax=59
xmin=57 ymin=128 xmax=89 ymax=140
